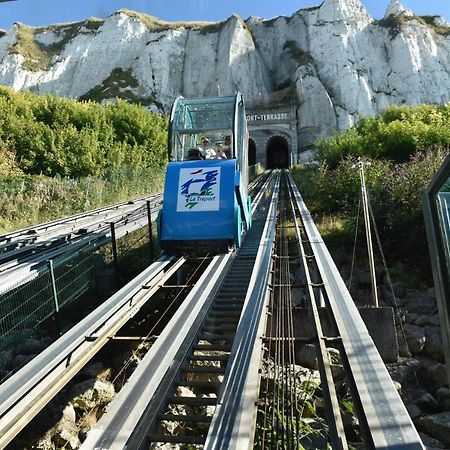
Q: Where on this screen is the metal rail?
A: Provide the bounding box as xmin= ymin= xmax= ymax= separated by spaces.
xmin=0 ymin=255 xmax=182 ymax=448
xmin=0 ymin=193 xmax=161 ymax=254
xmin=80 ymin=171 xmax=280 ymax=449
xmin=0 ymin=196 xmax=162 ymax=295
xmin=0 ymin=173 xmax=266 ymax=295
xmin=204 ymin=173 xmax=280 ymax=449
xmin=0 ymin=170 xmax=425 ymax=449
xmin=287 ymin=172 xmax=424 ymax=449
xmin=288 ymin=179 xmax=347 ymax=449
xmin=81 ymin=253 xmax=235 ymax=449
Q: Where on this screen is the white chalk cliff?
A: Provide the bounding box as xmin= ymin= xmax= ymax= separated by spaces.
xmin=0 ymin=0 xmax=449 ymax=148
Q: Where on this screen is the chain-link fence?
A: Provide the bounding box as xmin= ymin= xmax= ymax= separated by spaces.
xmin=0 ymin=217 xmax=157 ymax=382
xmin=0 ymin=252 xmax=95 ymax=352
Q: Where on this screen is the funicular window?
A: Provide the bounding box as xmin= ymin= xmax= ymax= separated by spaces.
xmin=436 ymin=181 xmax=450 ymax=285
xmin=169 ymin=96 xmax=236 ymax=162
xmin=423 ymin=154 xmax=450 ymax=386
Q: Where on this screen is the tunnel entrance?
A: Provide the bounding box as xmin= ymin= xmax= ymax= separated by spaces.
xmin=248 ymin=138 xmax=257 ymax=166
xmin=266 ymin=136 xmax=289 ymax=169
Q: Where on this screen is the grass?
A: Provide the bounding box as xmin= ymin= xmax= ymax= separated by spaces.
xmin=0 ymin=168 xmax=165 ymax=234
xmin=10 ymin=24 xmax=51 ymax=72
xmin=119 ymin=9 xmax=221 ymax=34
xmin=375 ymin=13 xmax=450 ymax=38
xmin=374 ymin=14 xmax=413 ymax=39
xmin=417 ymin=15 xmax=450 ymax=36
xmin=79 ymin=68 xmax=164 ymax=110
xmin=10 ymin=19 xmax=104 ymax=72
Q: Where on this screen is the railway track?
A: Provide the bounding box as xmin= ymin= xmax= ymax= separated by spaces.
xmin=0 ymin=174 xmax=267 ymax=297
xmin=0 ymin=171 xmax=424 ymax=449
xmin=0 ymin=194 xmax=162 ymax=294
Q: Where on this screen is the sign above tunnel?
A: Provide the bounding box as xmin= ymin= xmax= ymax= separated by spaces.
xmin=246 ymin=111 xmax=291 ymax=122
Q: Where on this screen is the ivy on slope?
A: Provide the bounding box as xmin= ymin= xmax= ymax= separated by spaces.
xmin=0 ymin=86 xmax=168 ymax=178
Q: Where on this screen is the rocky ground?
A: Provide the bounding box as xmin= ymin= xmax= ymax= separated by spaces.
xmin=345 ymin=264 xmax=450 ymax=450
xmin=4 ymin=260 xmax=449 ymax=449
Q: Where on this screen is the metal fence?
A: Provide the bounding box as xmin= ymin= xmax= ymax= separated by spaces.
xmin=0 ymin=251 xmax=95 ymax=352
xmin=0 ymin=218 xmax=157 ymax=382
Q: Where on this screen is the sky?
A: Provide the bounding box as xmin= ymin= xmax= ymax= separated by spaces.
xmin=0 ymin=0 xmax=449 ymax=30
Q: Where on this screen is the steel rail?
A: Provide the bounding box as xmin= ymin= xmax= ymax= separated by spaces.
xmin=0 ymin=193 xmax=161 ymax=248
xmin=0 ymin=171 xmax=266 ymax=287
xmin=204 ymin=172 xmax=280 ymax=450
xmin=79 ymin=171 xmax=275 ymax=449
xmin=1 ymin=169 xmax=265 ymax=262
xmin=0 ymin=199 xmax=162 ymax=295
xmin=0 ymin=170 xmax=267 ymax=293
xmin=287 ymin=172 xmax=425 ymax=449
xmin=250 ymin=171 xmax=272 ymax=214
xmin=1 ymin=168 xmax=263 ymax=257
xmin=288 ymin=179 xmax=347 ymax=449
xmin=0 ymin=255 xmax=182 ymax=449
xmin=81 ymin=253 xmax=234 ymax=450
xmin=0 ymin=195 xmax=162 ymax=266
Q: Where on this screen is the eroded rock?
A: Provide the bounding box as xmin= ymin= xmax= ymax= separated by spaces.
xmin=69 ymin=379 xmax=115 ymax=411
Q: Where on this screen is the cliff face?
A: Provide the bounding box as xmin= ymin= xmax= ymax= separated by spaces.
xmin=0 ymin=0 xmax=449 ymax=148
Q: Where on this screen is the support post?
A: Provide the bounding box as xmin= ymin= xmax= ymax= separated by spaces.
xmin=358 ymin=160 xmax=379 ymax=307
xmin=110 ymin=222 xmax=120 ymax=288
xmin=48 ymin=259 xmax=61 ymax=334
xmin=146 ymin=200 xmax=154 ymax=263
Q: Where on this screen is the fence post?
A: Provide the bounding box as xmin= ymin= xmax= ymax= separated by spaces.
xmin=48 ymin=259 xmax=61 ymax=334
xmin=146 ymin=200 xmax=154 ymax=263
xmin=110 ymin=222 xmax=120 ymax=288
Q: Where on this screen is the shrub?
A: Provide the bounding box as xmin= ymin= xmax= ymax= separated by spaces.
xmin=0 ymin=87 xmax=168 ymax=178
xmin=292 ymin=147 xmax=447 ymax=282
xmin=318 ymin=104 xmax=450 ymax=168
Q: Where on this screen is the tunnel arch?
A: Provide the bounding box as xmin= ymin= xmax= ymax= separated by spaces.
xmin=248 ymin=138 xmax=257 ymax=166
xmin=266 ymin=135 xmax=289 ymax=169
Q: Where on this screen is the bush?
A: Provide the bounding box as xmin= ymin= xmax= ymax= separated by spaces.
xmin=0 ymin=86 xmax=170 ymax=233
xmin=0 ymin=87 xmax=168 ymax=178
xmin=292 ymin=147 xmax=447 ymax=281
xmin=318 ymin=104 xmax=450 ymax=168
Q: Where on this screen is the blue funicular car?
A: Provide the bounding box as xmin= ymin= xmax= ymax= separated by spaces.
xmin=159 ymin=93 xmax=252 ymax=254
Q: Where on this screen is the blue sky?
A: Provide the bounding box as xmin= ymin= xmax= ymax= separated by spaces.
xmin=0 ymin=0 xmax=448 ymax=29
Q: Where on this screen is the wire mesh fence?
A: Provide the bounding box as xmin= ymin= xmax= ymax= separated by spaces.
xmin=0 ymin=218 xmax=156 ymax=382
xmin=0 ymin=252 xmax=95 ymax=353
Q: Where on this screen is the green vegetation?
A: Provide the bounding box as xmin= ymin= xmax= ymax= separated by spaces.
xmin=10 ymin=24 xmax=51 ymax=71
xmin=375 ymin=14 xmax=413 ymax=38
xmin=10 ymin=19 xmax=104 ymax=72
xmin=318 ymin=104 xmax=450 ymax=169
xmin=417 ymin=15 xmax=450 ymax=36
xmin=0 ymin=87 xmax=168 ymax=233
xmin=283 ymin=41 xmax=313 ymax=66
xmin=293 ymin=104 xmax=449 ymax=283
xmin=80 ymin=68 xmax=163 ymax=110
xmin=0 ymin=169 xmax=164 ymax=234
xmin=120 ymin=9 xmax=221 ymax=34
xmin=375 ymin=13 xmax=450 ymax=38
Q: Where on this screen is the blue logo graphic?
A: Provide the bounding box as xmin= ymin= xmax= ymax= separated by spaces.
xmin=180 ymin=169 xmax=219 ymax=209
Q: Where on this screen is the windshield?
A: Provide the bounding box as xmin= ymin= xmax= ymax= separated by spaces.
xmin=169 ymin=96 xmax=236 ymax=162
xmin=170 ymin=130 xmax=233 ymax=161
